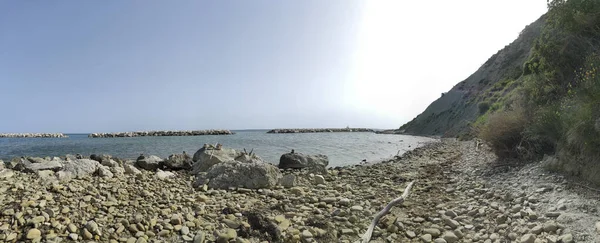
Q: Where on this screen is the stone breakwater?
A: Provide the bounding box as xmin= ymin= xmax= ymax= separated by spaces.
xmin=0 ymin=133 xmax=68 ymax=138
xmin=267 ymin=128 xmax=374 ymax=134
xmin=88 ymin=130 xmax=234 ymax=138
xmin=0 ymin=141 xmax=598 ymax=242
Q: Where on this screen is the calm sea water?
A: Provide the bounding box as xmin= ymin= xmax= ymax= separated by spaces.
xmin=0 ymin=131 xmax=436 ymax=167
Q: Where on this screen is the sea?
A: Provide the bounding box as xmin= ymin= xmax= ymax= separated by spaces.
xmin=0 ymin=130 xmax=437 ymax=167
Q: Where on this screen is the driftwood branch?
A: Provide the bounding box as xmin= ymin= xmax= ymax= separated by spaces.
xmin=357 ymin=181 xmax=416 ymax=243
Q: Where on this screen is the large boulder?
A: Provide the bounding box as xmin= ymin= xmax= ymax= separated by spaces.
xmin=194 ymin=160 xmax=282 ymax=189
xmin=135 ymin=155 xmax=163 ymax=171
xmin=278 ymin=153 xmax=329 ymax=174
xmin=24 ymin=160 xmax=64 ymax=172
xmin=164 ymin=153 xmax=193 ymax=170
xmin=192 ymin=147 xmax=241 ymax=173
xmin=61 ymin=159 xmax=100 ymax=179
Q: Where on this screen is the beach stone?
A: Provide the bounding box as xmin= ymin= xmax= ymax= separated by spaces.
xmin=0 ymin=169 xmax=15 ymax=179
xmin=424 ymin=228 xmax=441 ymax=237
xmin=26 ymin=228 xmax=41 ymax=239
xmin=181 ymin=226 xmax=190 ymax=235
xmin=156 ymin=169 xmax=176 ymax=180
xmin=278 ymin=153 xmax=329 ymax=174
xmin=531 ymin=225 xmax=543 ymax=234
xmin=192 ymin=147 xmax=241 ymax=173
xmin=444 ymin=218 xmax=460 ymax=229
xmin=442 ymin=231 xmax=458 ymax=243
xmin=62 ymin=159 xmax=100 ymax=178
xmin=301 ymin=230 xmax=313 ymax=239
xmin=420 ymin=234 xmax=433 ymax=242
xmin=596 ymin=221 xmax=600 ymax=233
xmin=313 ymin=175 xmax=326 ymax=185
xmin=101 ymin=159 xmax=120 ymax=167
xmin=521 ymin=234 xmax=536 ymax=243
xmin=543 ymin=221 xmax=559 ymax=232
xmin=290 ymin=187 xmax=304 ymax=196
xmin=434 ymin=239 xmax=447 ymax=243
xmin=558 ymin=234 xmax=573 ymax=243
xmin=281 ymin=174 xmax=296 ymax=188
xmin=124 ymin=164 xmax=142 ymax=175
xmin=193 ymin=231 xmax=206 ymax=243
xmin=406 ymin=231 xmax=416 ymax=238
xmin=164 ymin=153 xmax=193 ymax=170
xmin=97 ymin=165 xmax=114 ymax=178
xmin=217 ymin=229 xmax=237 ymax=242
xmin=69 ymin=233 xmax=79 ymax=240
xmin=194 ymin=161 xmax=281 ymax=189
xmin=135 ymin=155 xmax=163 ymax=171
xmin=23 ymin=160 xmax=63 ymax=172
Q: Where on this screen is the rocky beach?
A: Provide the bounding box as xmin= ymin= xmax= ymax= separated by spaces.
xmin=0 ymin=140 xmax=599 ymax=243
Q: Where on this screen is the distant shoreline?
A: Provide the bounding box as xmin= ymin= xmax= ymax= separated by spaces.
xmin=88 ymin=130 xmax=234 ymax=138
xmin=0 ymin=133 xmax=68 ymax=138
xmin=267 ymin=128 xmax=375 ymax=134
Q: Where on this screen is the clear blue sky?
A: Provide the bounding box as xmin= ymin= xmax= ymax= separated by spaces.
xmin=0 ymin=1 xmax=547 ymax=133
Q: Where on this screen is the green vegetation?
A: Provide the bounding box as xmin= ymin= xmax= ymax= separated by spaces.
xmin=478 ymin=0 xmax=600 ymax=184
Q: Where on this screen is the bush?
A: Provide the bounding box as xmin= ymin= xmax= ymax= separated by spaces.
xmin=479 ymin=107 xmax=527 ymax=159
xmin=478 ymin=102 xmax=490 ymax=114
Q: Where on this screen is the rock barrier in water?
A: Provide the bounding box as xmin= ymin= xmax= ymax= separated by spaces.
xmin=88 ymin=130 xmax=234 ymax=138
xmin=267 ymin=128 xmax=375 ymax=134
xmin=0 ymin=133 xmax=68 ymax=138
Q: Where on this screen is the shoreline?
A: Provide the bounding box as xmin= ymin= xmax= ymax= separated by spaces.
xmin=267 ymin=128 xmax=375 ymax=134
xmin=1 ymin=140 xmax=597 ymax=242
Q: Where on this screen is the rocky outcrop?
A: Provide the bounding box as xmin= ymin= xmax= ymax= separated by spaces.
xmin=135 ymin=155 xmax=163 ymax=171
xmin=0 ymin=133 xmax=68 ymax=138
xmin=88 ymin=130 xmax=234 ymax=138
xmin=267 ymin=128 xmax=374 ymax=134
xmin=278 ymin=153 xmax=329 ymax=174
xmin=193 ymin=160 xmax=281 ymax=189
xmin=164 ymin=153 xmax=193 ymax=170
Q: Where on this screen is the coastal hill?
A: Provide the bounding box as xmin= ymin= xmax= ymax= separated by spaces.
xmin=397 ymin=16 xmax=545 ymax=137
xmin=399 ymin=0 xmax=600 ymax=185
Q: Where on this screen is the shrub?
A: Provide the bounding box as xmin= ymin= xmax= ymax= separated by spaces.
xmin=478 ymin=102 xmax=490 ymax=114
xmin=478 ymin=107 xmax=527 ymax=159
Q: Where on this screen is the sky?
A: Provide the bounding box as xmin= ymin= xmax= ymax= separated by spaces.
xmin=0 ymin=1 xmax=548 ymax=133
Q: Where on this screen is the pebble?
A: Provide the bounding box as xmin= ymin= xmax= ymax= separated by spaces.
xmin=406 ymin=231 xmax=416 ymax=238
xmin=545 ymin=212 xmax=562 ymax=217
xmin=596 ymin=221 xmax=600 ymax=233
xmin=69 ymin=233 xmax=79 ymax=240
xmin=521 ymin=233 xmax=536 ymax=243
xmin=181 ymin=226 xmax=190 ymax=235
xmin=313 ymin=175 xmax=325 ymax=185
xmin=420 ymin=234 xmax=433 ymax=242
xmin=424 ymin=228 xmax=441 ymax=237
xmin=26 ymin=228 xmax=41 ymax=239
xmin=442 ymin=231 xmax=459 ymax=243
xmin=558 ymin=234 xmax=573 ymax=243
xmin=350 ymin=205 xmax=363 ymax=212
xmin=301 ymin=230 xmax=313 ymax=239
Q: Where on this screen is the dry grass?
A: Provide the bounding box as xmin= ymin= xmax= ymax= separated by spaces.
xmin=478 ymin=107 xmax=527 ymax=159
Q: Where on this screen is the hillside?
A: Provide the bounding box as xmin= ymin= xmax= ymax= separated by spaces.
xmin=400 ymin=0 xmax=600 ymax=185
xmin=398 ymin=16 xmax=545 ymax=137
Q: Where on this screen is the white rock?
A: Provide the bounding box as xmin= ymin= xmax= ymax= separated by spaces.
xmin=156 ymin=169 xmax=176 ymax=180
xmin=313 ymin=175 xmax=325 ymax=185
xmin=97 ymin=165 xmax=114 ymax=178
